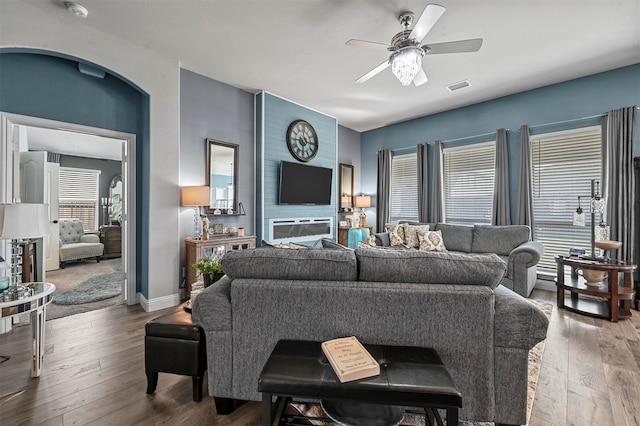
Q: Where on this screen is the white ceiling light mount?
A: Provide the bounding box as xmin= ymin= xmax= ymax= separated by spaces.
xmin=65 ymin=2 xmax=88 ymax=19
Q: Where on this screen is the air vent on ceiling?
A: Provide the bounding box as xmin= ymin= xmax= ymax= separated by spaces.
xmin=446 ymin=80 xmax=471 ymax=92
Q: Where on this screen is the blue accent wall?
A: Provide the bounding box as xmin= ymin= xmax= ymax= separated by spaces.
xmin=361 ymin=64 xmax=640 ymax=229
xmin=255 ymin=92 xmax=337 ymax=243
xmin=0 ymin=50 xmax=150 ymax=296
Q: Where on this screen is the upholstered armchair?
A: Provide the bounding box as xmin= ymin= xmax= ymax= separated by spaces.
xmin=58 ymin=219 xmax=104 ymax=269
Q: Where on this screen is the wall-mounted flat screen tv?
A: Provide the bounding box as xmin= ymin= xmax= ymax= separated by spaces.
xmin=279 ymin=161 xmax=333 ymax=205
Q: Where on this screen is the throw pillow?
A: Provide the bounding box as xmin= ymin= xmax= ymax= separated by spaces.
xmin=367 ymin=235 xmax=377 ymax=246
xmin=262 ymin=240 xmax=291 ymax=249
xmin=385 ymin=223 xmax=406 ymax=246
xmin=402 ymin=224 xmax=430 ymax=248
xmin=288 ymin=242 xmax=310 ymax=249
xmin=417 ymin=229 xmax=447 ymax=252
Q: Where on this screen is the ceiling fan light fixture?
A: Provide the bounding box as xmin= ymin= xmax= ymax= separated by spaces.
xmin=391 ymin=46 xmax=423 ymax=86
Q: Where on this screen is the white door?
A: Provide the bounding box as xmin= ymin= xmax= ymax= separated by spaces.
xmin=19 ymin=151 xmax=47 ymax=281
xmin=45 ymin=162 xmax=60 ymax=271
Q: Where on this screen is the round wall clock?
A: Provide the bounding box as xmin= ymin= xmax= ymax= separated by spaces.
xmin=286 ymin=119 xmax=319 ymax=162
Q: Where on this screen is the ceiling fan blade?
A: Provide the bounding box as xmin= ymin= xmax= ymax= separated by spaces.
xmin=413 ymin=68 xmax=428 ymax=86
xmin=356 ymin=60 xmax=390 ymax=83
xmin=423 ymin=38 xmax=483 ymax=55
xmin=346 ymin=39 xmax=390 ymax=50
xmin=410 ymin=4 xmax=446 ymax=43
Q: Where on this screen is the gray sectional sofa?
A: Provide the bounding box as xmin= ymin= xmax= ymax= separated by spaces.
xmin=374 ymin=223 xmax=543 ymax=298
xmin=192 ymin=247 xmax=549 ymax=425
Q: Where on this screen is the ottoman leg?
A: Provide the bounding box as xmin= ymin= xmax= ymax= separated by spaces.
xmin=192 ymin=376 xmax=204 ymax=402
xmin=146 ymin=370 xmax=158 ymax=394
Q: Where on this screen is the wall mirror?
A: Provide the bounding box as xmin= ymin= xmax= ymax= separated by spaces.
xmin=339 ymin=163 xmax=354 ymax=212
xmin=206 ymin=138 xmax=239 ymax=214
xmin=109 ymin=174 xmax=123 ymax=224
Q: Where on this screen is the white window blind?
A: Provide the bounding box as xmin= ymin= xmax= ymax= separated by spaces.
xmin=443 ymin=143 xmax=495 ymax=225
xmin=390 ymin=153 xmax=418 ymax=222
xmin=531 ymin=127 xmax=602 ymax=271
xmin=59 ymin=167 xmax=101 ymax=231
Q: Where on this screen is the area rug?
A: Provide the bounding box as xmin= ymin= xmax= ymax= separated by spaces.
xmin=291 ymin=299 xmax=553 ymax=426
xmin=52 ymin=271 xmax=124 ymax=305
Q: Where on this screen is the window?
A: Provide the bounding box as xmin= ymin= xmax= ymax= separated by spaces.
xmin=58 ymin=167 xmax=101 ymax=231
xmin=531 ymin=127 xmax=601 ymax=271
xmin=443 ymin=142 xmax=495 ymax=225
xmin=390 ymin=153 xmax=418 ymax=222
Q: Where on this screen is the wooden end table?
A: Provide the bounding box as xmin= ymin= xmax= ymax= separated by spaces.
xmin=555 ymin=255 xmax=636 ymax=322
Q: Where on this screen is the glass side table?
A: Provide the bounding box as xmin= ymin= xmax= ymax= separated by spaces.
xmin=0 ymin=282 xmax=56 ymax=377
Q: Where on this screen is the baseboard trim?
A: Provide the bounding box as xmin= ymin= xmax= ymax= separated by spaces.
xmin=139 ymin=293 xmax=181 ymax=312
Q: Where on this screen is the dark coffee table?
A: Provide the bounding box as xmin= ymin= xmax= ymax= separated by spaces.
xmin=258 ymin=339 xmax=462 ymax=426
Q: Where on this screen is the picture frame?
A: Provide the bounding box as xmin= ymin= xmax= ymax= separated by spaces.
xmin=339 ymin=220 xmax=348 ymax=227
xmin=346 ymin=217 xmax=353 ymax=228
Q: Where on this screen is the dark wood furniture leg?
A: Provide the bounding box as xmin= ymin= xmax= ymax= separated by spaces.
xmin=192 ymin=376 xmax=204 ymax=402
xmin=145 ymin=370 xmax=158 ymax=394
xmin=215 ymin=397 xmax=235 ymax=415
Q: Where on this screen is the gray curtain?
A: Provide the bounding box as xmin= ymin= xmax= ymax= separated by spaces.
xmin=417 ymin=144 xmax=429 ymax=222
xmin=376 ymin=149 xmax=392 ymax=232
xmin=602 ymin=106 xmax=636 ymax=262
xmin=516 ymin=125 xmax=534 ymax=235
xmin=492 ymin=129 xmax=511 ymax=225
xmin=431 ymin=140 xmax=445 ymax=223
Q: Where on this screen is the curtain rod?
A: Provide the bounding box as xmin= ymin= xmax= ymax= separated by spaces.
xmin=523 ymin=107 xmax=639 ymax=130
xmin=441 ymin=130 xmax=506 ymax=144
xmin=522 ymin=113 xmax=604 ymax=130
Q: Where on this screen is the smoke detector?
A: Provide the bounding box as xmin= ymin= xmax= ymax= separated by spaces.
xmin=65 ymin=2 xmax=88 ymax=18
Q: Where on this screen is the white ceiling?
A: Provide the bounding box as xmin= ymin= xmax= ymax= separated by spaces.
xmin=6 ymin=0 xmax=640 ymax=133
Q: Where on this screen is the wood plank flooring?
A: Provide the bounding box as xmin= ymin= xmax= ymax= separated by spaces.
xmin=0 ymin=289 xmax=638 ymax=425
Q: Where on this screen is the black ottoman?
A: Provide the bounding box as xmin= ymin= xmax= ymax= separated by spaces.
xmin=145 ymin=308 xmax=207 ymax=401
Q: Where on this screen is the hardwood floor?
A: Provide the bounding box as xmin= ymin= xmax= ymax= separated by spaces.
xmin=0 ymin=289 xmax=638 ymax=425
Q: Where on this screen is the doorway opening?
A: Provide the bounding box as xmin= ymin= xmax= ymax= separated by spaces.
xmin=0 ymin=112 xmax=137 ymax=315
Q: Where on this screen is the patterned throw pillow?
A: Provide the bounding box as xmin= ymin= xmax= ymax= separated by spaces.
xmin=417 ymin=229 xmax=447 ymax=252
xmin=402 ymin=224 xmax=430 ymax=249
xmin=385 ymin=223 xmax=406 ymax=246
xmin=288 ymin=242 xmax=310 ymax=249
xmin=262 ymin=240 xmax=291 ymax=249
xmin=357 ymin=241 xmax=388 ymax=250
xmin=367 ymin=235 xmax=377 ymax=246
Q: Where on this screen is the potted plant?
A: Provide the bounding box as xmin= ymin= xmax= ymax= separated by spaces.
xmin=192 ymin=257 xmax=224 ymax=288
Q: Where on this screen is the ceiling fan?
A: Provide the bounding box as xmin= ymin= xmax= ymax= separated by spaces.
xmin=346 ymin=3 xmax=483 ymax=86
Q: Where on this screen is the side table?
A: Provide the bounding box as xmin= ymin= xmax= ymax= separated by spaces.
xmin=0 ymin=282 xmax=56 ymax=376
xmin=337 ymin=226 xmax=372 ymax=248
xmin=555 ymin=255 xmax=636 ymax=322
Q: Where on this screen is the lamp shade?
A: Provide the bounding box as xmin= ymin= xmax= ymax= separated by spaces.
xmin=0 ymin=203 xmax=50 ymax=239
xmin=355 ymin=195 xmax=371 ymax=209
xmin=181 ymin=186 xmax=210 ymax=207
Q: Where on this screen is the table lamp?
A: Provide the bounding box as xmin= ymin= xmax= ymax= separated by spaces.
xmin=355 ymin=195 xmax=371 ymax=228
xmin=181 ymin=186 xmax=210 ymax=239
xmin=0 ymin=203 xmax=50 ymax=301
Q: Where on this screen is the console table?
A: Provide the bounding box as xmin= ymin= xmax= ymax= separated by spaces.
xmin=555 ymin=255 xmax=636 ymax=322
xmin=184 ymin=235 xmax=255 ymax=297
xmin=0 ymin=282 xmax=56 ymax=377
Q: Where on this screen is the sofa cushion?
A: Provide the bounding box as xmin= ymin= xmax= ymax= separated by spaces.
xmin=403 ymin=224 xmax=430 ymax=248
xmin=355 ymin=249 xmax=506 ymax=288
xmin=222 ymin=248 xmax=357 ymax=281
xmin=435 ymin=223 xmax=474 ymax=253
xmin=472 ymin=225 xmax=531 ymax=256
xmin=385 ymin=223 xmax=406 ymax=246
xmin=417 ymin=229 xmax=447 ymax=252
